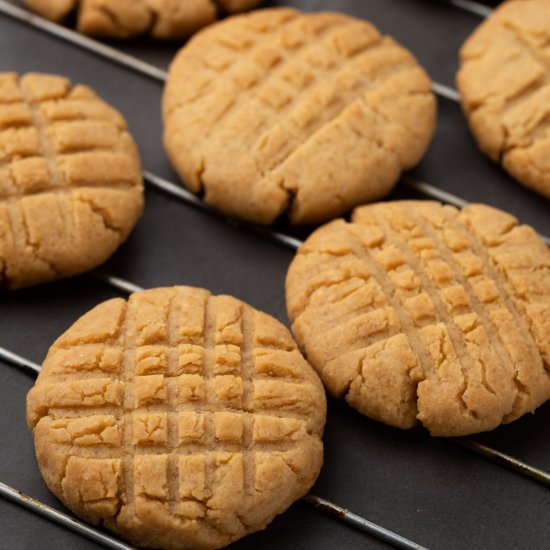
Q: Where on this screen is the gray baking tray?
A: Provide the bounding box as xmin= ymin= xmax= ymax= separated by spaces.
xmin=0 ymin=0 xmax=549 ymax=549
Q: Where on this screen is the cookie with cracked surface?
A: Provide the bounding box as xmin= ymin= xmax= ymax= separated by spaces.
xmin=163 ymin=8 xmax=436 ymax=225
xmin=286 ymin=200 xmax=550 ymax=436
xmin=27 ymin=286 xmax=326 ymax=550
xmin=23 ymin=0 xmax=263 ymax=40
xmin=457 ymin=0 xmax=550 ymax=199
xmin=0 ymin=72 xmax=143 ymax=289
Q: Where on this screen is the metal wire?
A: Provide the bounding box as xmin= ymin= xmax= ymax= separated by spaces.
xmin=149 ymin=171 xmax=550 ymax=249
xmin=0 ymin=481 xmax=136 ymax=550
xmin=401 ymin=176 xmax=469 ymax=209
xmin=303 ymin=495 xmax=428 ymax=550
xmin=146 ymin=170 xmax=550 ymax=250
xmin=143 ymin=171 xmax=304 ymax=251
xmin=1 ymin=477 xmax=431 ymax=550
xmin=431 ymin=81 xmax=460 ymax=103
xmin=455 ymin=439 xmax=550 ymax=487
xmin=91 ymin=271 xmax=144 ymax=294
xmin=0 ymin=346 xmax=41 ymax=376
xmin=445 ymin=0 xmax=492 ymax=18
xmin=0 ymin=1 xmax=167 ymax=82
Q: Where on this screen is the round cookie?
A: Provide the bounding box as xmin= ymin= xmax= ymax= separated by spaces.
xmin=286 ymin=200 xmax=550 ymax=437
xmin=0 ymin=72 xmax=143 ymax=290
xmin=457 ymin=0 xmax=550 ymax=199
xmin=24 ymin=0 xmax=263 ymax=40
xmin=163 ymin=8 xmax=436 ymax=225
xmin=27 ymin=286 xmax=326 ymax=550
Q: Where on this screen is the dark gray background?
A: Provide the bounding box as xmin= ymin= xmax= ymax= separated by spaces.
xmin=1 ymin=1 xmax=549 ymax=549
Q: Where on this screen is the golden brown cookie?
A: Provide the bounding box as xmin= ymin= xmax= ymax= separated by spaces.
xmin=286 ymin=200 xmax=550 ymax=436
xmin=23 ymin=0 xmax=263 ymax=40
xmin=163 ymin=9 xmax=436 ymax=225
xmin=27 ymin=286 xmax=326 ymax=550
xmin=457 ymin=0 xmax=550 ymax=199
xmin=0 ymin=72 xmax=143 ymax=290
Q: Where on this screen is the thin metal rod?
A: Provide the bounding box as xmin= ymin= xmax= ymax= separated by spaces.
xmin=303 ymin=494 xmax=429 ymax=550
xmin=446 ymin=0 xmax=492 ymax=18
xmin=0 ymin=481 xmax=136 ymax=550
xmin=0 ymin=478 xmax=423 ymax=550
xmin=91 ymin=271 xmax=144 ymax=294
xmin=455 ymin=438 xmax=550 ymax=487
xmin=0 ymin=0 xmax=167 ymax=82
xmin=0 ymin=345 xmax=41 ymax=375
xmin=143 ymin=170 xmax=303 ymax=251
xmin=143 ymin=170 xmax=209 ymax=213
xmin=147 ymin=171 xmax=550 ymax=251
xmin=401 ymin=176 xmax=469 ymax=209
xmin=431 ymin=81 xmax=460 ymax=103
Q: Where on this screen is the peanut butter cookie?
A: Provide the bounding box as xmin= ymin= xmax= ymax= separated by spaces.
xmin=0 ymin=72 xmax=143 ymax=289
xmin=24 ymin=0 xmax=262 ymax=40
xmin=286 ymin=201 xmax=550 ymax=436
xmin=27 ymin=286 xmax=326 ymax=549
xmin=457 ymin=0 xmax=550 ymax=199
xmin=163 ymin=8 xmax=436 ymax=225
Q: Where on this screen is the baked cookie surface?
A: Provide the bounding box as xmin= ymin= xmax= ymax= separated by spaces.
xmin=163 ymin=8 xmax=436 ymax=225
xmin=27 ymin=286 xmax=326 ymax=550
xmin=286 ymin=201 xmax=550 ymax=436
xmin=0 ymin=72 xmax=143 ymax=289
xmin=457 ymin=0 xmax=550 ymax=199
xmin=23 ymin=0 xmax=262 ymax=40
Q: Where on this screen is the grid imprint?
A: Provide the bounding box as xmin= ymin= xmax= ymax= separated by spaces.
xmin=286 ymin=200 xmax=550 ymax=437
xmin=0 ymin=72 xmax=143 ymax=289
xmin=27 ymin=286 xmax=325 ymax=549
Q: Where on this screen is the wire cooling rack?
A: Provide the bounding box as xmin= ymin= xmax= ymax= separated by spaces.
xmin=0 ymin=1 xmax=549 ymax=549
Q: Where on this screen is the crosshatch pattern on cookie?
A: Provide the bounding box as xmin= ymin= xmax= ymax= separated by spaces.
xmin=27 ymin=287 xmax=325 ymax=550
xmin=0 ymin=72 xmax=143 ymax=289
xmin=457 ymin=0 xmax=550 ymax=198
xmin=286 ymin=201 xmax=550 ymax=437
xmin=23 ymin=0 xmax=262 ymax=40
xmin=163 ymin=9 xmax=436 ymax=225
